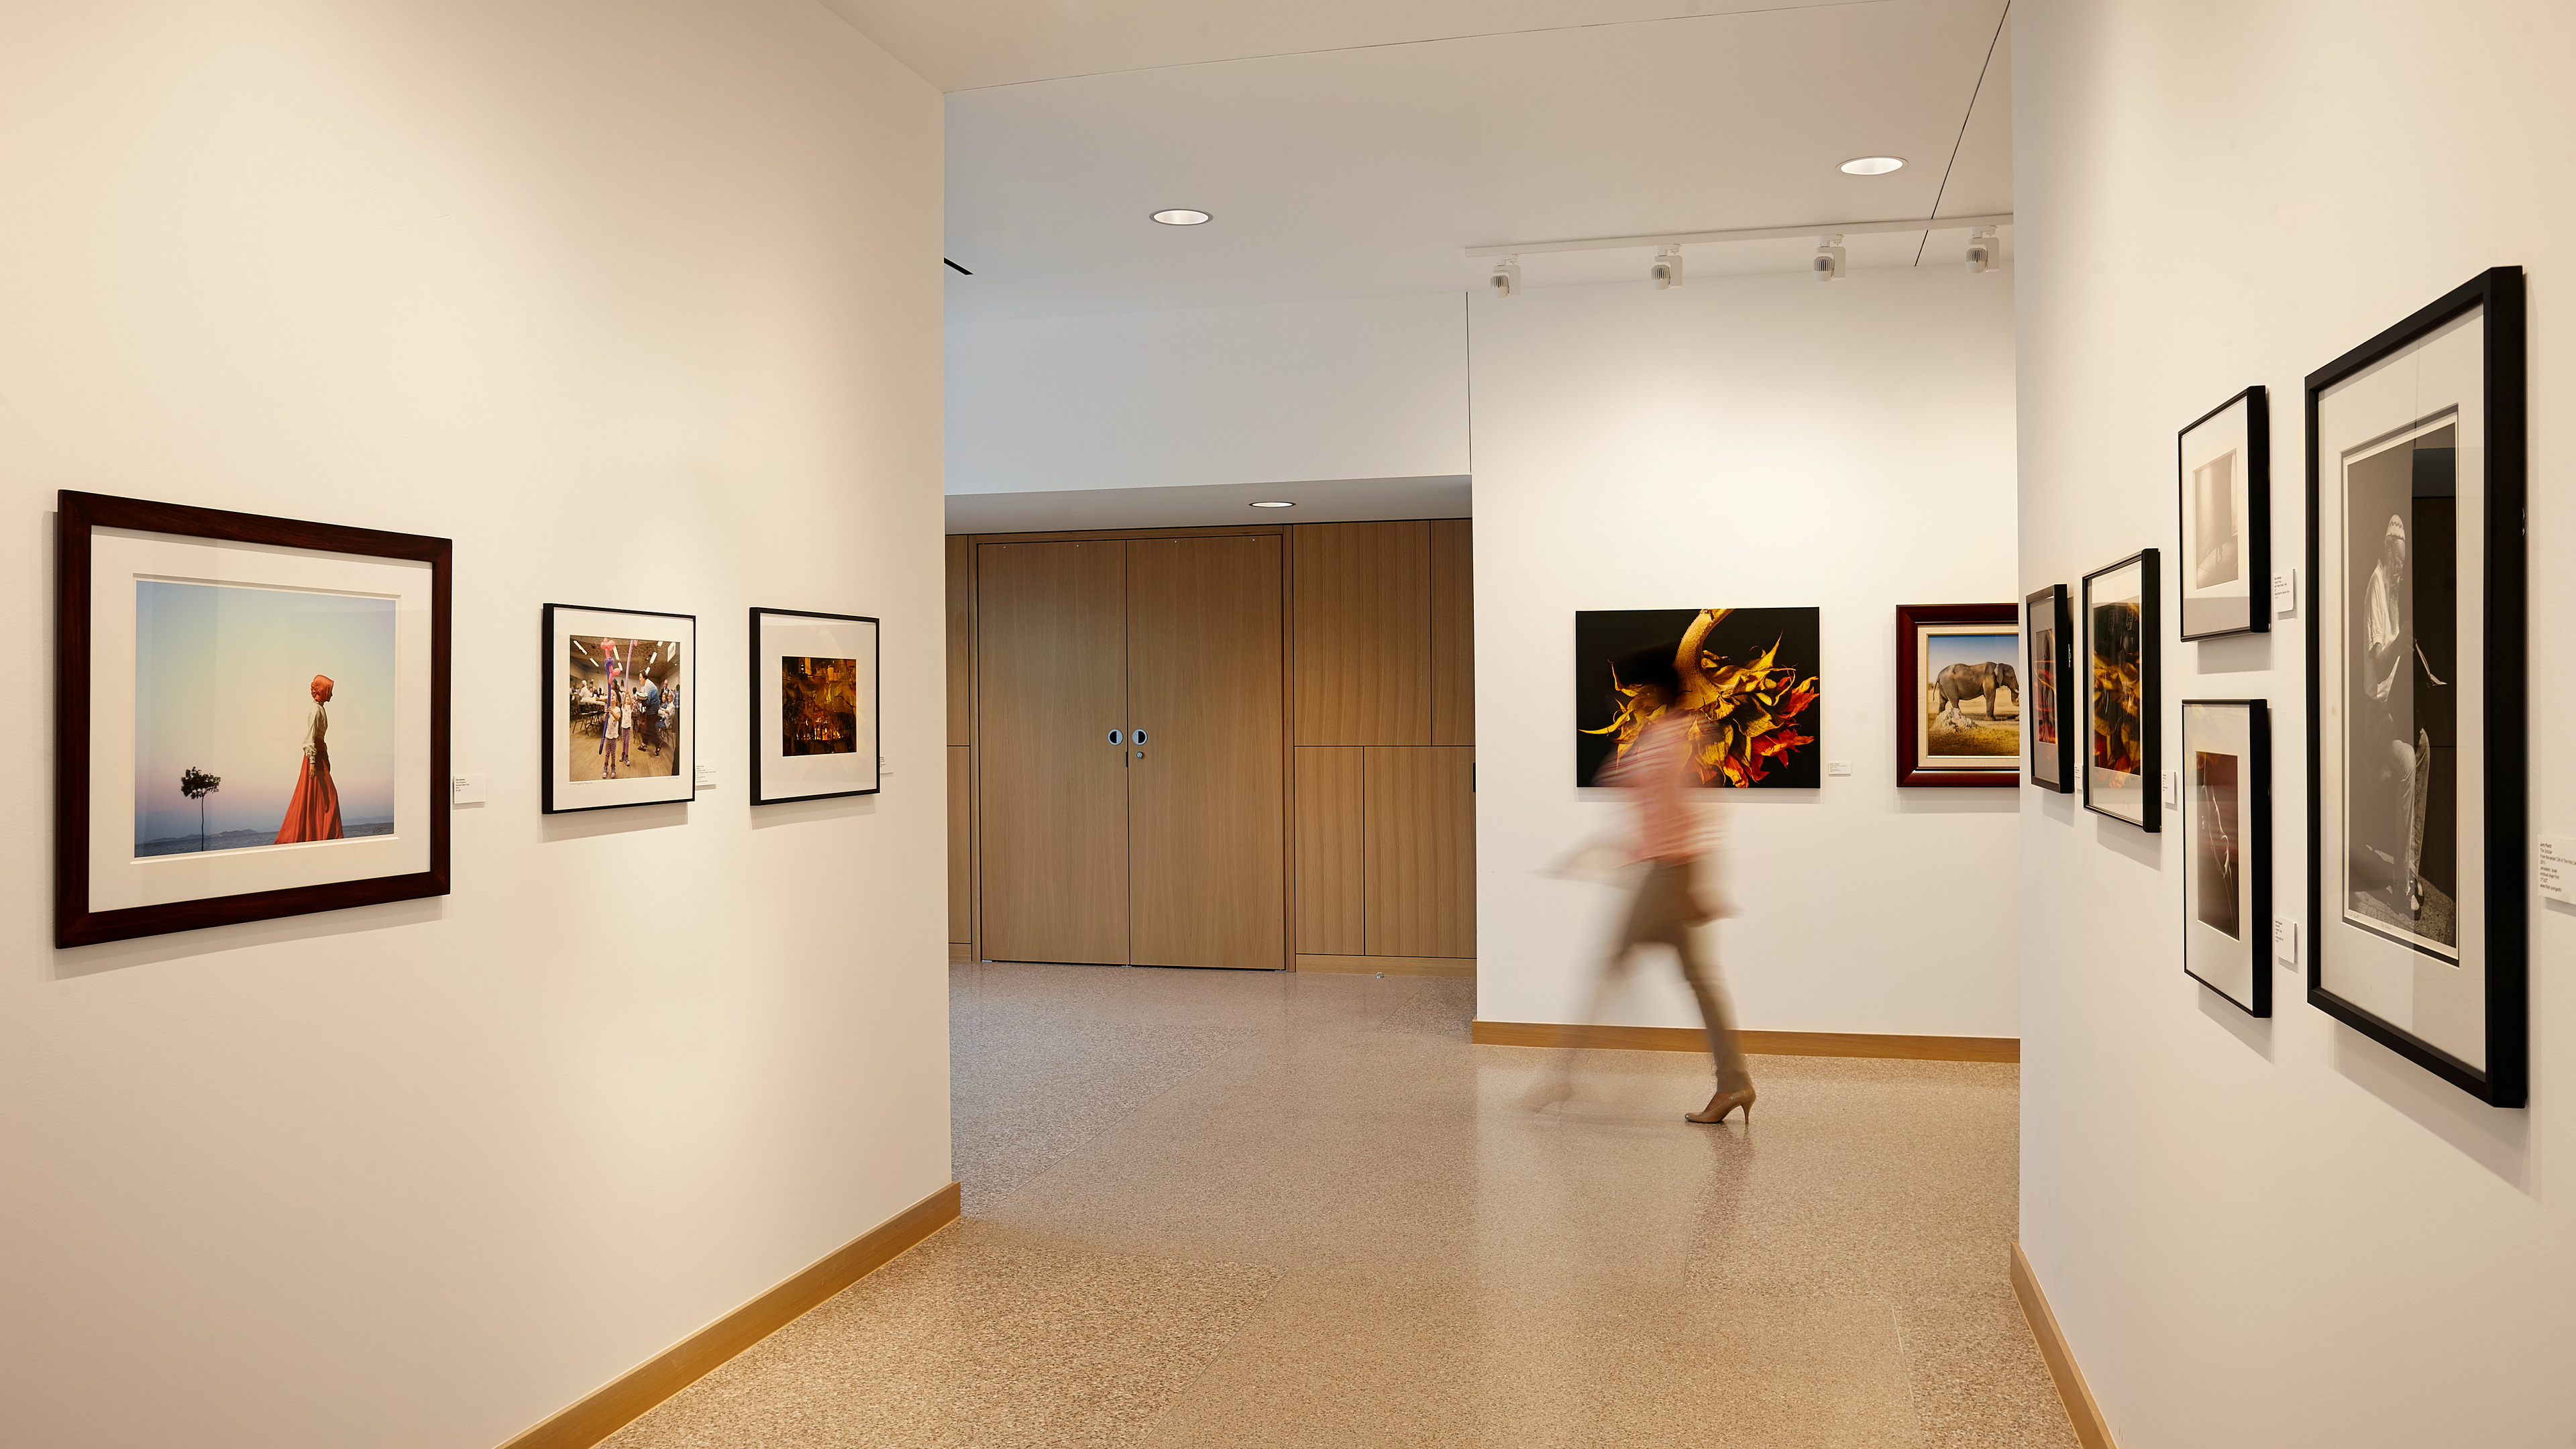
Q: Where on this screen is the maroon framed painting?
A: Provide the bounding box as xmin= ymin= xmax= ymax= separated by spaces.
xmin=55 ymin=491 xmax=453 ymax=947
xmin=1895 ymin=602 xmax=2021 ymax=788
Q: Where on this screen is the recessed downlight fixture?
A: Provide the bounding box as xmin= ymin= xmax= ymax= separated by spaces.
xmin=1839 ymin=156 xmax=1905 ymax=176
xmin=1151 ymin=208 xmax=1213 ymax=225
xmin=1250 ymin=500 xmax=1295 ymax=508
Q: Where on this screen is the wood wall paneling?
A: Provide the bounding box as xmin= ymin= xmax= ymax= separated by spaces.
xmin=975 ymin=541 xmax=1130 ymax=965
xmin=1429 ymin=518 xmax=1474 ymax=746
xmin=1126 ymin=536 xmax=1287 ymax=969
xmin=946 ymin=745 xmax=971 ymax=947
xmin=945 ymin=535 xmax=973 ymax=747
xmin=1293 ymin=521 xmax=1431 ymax=746
xmin=1362 ymin=746 xmax=1475 ymax=958
xmin=1293 ymin=747 xmax=1364 ymax=955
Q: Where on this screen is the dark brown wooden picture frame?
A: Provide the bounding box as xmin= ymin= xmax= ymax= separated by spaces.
xmin=1894 ymin=602 xmax=2020 ymax=787
xmin=54 ymin=491 xmax=453 ymax=947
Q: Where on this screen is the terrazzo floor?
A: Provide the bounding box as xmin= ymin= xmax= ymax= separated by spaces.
xmin=603 ymin=961 xmax=2076 ymax=1448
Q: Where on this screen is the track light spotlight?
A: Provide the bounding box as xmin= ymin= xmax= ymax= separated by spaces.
xmin=1964 ymin=225 xmax=1998 ymax=274
xmin=1490 ymin=254 xmax=1523 ymax=298
xmin=1649 ymin=244 xmax=1684 ymax=290
xmin=1811 ymin=235 xmax=1847 ymax=282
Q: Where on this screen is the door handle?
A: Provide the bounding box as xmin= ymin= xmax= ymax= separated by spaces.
xmin=1133 ymin=729 xmax=1147 ymax=744
xmin=1108 ymin=729 xmax=1123 ymax=745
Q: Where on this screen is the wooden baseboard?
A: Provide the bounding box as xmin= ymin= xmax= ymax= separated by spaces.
xmin=1468 ymin=1020 xmax=2019 ymax=1063
xmin=2012 ymin=1242 xmax=2118 ymax=1449
xmin=947 ymin=942 xmax=971 ymax=963
xmin=1295 ymin=954 xmax=1476 ymax=977
xmin=496 ymin=1181 xmax=962 ymax=1449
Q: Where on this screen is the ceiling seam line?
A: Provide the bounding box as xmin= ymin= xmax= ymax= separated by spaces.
xmin=943 ymin=0 xmax=1895 ymax=93
xmin=1913 ymin=0 xmax=2008 ymax=267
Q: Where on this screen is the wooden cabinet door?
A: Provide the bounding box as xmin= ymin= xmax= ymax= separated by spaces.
xmin=1126 ymin=535 xmax=1287 ymax=969
xmin=976 ymin=541 xmax=1130 ymax=965
xmin=1362 ymin=747 xmax=1477 ymax=959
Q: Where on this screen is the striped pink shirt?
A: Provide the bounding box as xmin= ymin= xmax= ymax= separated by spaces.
xmin=1601 ymin=712 xmax=1703 ymax=861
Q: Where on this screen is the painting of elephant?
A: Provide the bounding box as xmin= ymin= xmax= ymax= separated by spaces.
xmin=1921 ymin=631 xmax=2022 ymax=760
xmin=1934 ymin=660 xmax=2020 ymax=726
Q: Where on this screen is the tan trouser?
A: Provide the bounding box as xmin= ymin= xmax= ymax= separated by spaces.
xmin=1612 ymin=861 xmax=1753 ymax=1093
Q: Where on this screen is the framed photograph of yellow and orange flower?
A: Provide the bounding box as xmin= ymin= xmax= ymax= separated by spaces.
xmin=2082 ymin=549 xmax=2161 ymax=830
xmin=1894 ymin=603 xmax=2019 ymax=788
xmin=1574 ymin=608 xmax=1821 ymax=788
xmin=749 ymin=606 xmax=879 ymax=806
xmin=54 ymin=491 xmax=452 ymax=948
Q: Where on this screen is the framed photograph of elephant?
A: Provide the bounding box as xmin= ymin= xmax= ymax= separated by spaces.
xmin=1894 ymin=603 xmax=2020 ymax=788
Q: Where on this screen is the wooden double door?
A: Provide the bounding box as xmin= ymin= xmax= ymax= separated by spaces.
xmin=975 ymin=535 xmax=1286 ymax=969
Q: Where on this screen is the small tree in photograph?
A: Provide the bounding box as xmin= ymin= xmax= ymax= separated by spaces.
xmin=180 ymin=767 xmax=221 ymax=851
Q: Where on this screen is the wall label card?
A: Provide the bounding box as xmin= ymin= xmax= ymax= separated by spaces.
xmin=2537 ymin=835 xmax=2576 ymax=907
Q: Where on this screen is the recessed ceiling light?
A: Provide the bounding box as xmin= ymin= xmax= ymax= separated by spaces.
xmin=1839 ymin=156 xmax=1905 ymax=176
xmin=1151 ymin=209 xmax=1213 ymax=225
xmin=1250 ymin=500 xmax=1294 ymax=508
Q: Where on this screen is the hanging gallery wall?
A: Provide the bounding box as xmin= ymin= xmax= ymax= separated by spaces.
xmin=53 ymin=491 xmax=453 ymax=947
xmin=2182 ymin=699 xmax=2271 ymax=1016
xmin=1893 ymin=602 xmax=2020 ymax=788
xmin=2177 ymin=386 xmax=2272 ymax=641
xmin=2304 ymin=265 xmax=2526 ymax=1107
xmin=749 ymin=607 xmax=881 ymax=805
xmin=2082 ymin=550 xmax=2161 ymax=831
xmin=2024 ymin=584 xmax=2075 ymax=794
xmin=543 ymin=604 xmax=697 ymax=813
xmin=1573 ymin=608 xmax=1821 ymax=788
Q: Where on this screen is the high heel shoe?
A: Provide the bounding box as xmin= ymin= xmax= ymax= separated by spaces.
xmin=1686 ymin=1086 xmax=1756 ymax=1124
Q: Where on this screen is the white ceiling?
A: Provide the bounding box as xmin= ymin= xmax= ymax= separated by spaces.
xmin=822 ymin=0 xmax=2013 ymax=322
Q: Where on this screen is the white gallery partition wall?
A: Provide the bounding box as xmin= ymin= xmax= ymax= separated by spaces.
xmin=0 ymin=3 xmax=950 ymax=1446
xmin=2016 ymin=0 xmax=2576 ymax=1444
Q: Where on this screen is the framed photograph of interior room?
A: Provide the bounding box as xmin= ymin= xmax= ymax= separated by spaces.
xmin=1574 ymin=607 xmax=1822 ymax=788
xmin=2306 ymin=266 xmax=2526 ymax=1106
xmin=2182 ymin=700 xmax=2271 ymax=1016
xmin=2081 ymin=549 xmax=2160 ymax=830
xmin=749 ymin=607 xmax=880 ymax=805
xmin=2024 ymin=584 xmax=2076 ymax=794
xmin=1894 ymin=603 xmax=2019 ymax=787
xmin=53 ymin=491 xmax=452 ymax=948
xmin=543 ymin=604 xmax=696 ymax=813
xmin=2176 ymin=386 xmax=2271 ymax=639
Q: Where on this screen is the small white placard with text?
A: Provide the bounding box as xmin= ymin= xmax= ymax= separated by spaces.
xmin=2273 ymin=917 xmax=2299 ymax=965
xmin=2538 ymin=835 xmax=2576 ymax=906
xmin=2273 ymin=568 xmax=2299 ymax=617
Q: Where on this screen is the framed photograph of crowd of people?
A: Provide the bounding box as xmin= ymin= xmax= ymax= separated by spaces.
xmin=2178 ymin=386 xmax=2271 ymax=640
xmin=2182 ymin=699 xmax=2270 ymax=1016
xmin=2081 ymin=549 xmax=2160 ymax=830
xmin=2024 ymin=584 xmax=2075 ymax=794
xmin=1893 ymin=603 xmax=2019 ymax=787
xmin=2306 ymin=266 xmax=2526 ymax=1107
xmin=543 ymin=603 xmax=696 ymax=813
xmin=53 ymin=491 xmax=453 ymax=947
xmin=749 ymin=607 xmax=880 ymax=805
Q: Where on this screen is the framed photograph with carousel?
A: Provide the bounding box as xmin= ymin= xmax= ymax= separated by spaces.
xmin=2025 ymin=583 xmax=2075 ymax=794
xmin=543 ymin=604 xmax=696 ymax=814
xmin=1894 ymin=602 xmax=2019 ymax=787
xmin=749 ymin=606 xmax=880 ymax=805
xmin=2306 ymin=266 xmax=2526 ymax=1107
xmin=53 ymin=490 xmax=452 ymax=948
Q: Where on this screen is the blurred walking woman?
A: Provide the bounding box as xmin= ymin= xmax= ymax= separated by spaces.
xmin=274 ymin=674 xmax=345 ymax=843
xmin=1597 ymin=647 xmax=1756 ymax=1125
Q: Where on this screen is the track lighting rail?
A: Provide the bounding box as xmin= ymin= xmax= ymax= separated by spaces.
xmin=1464 ymin=212 xmax=2012 ymax=258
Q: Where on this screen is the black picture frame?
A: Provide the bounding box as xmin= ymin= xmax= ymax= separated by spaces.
xmin=2182 ymin=699 xmax=2271 ymax=1016
xmin=2080 ymin=549 xmax=2161 ymax=831
xmin=2025 ymin=583 xmax=2076 ymax=794
xmin=2177 ymin=386 xmax=2271 ymax=640
xmin=1893 ymin=602 xmax=2020 ymax=788
xmin=54 ymin=490 xmax=453 ymax=947
xmin=541 ymin=603 xmax=698 ymax=814
xmin=748 ymin=606 xmax=882 ymax=806
xmin=2304 ymin=266 xmax=2526 ymax=1108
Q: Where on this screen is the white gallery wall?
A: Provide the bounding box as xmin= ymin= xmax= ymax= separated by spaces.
xmin=2017 ymin=1 xmax=2576 ymax=1444
xmin=0 ymin=4 xmax=949 ymax=1446
xmin=944 ymin=292 xmax=1470 ymax=495
xmin=1471 ymin=268 xmax=2021 ymax=1039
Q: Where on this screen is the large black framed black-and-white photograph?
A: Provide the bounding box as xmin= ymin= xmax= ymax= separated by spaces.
xmin=2081 ymin=550 xmax=2159 ymax=830
xmin=750 ymin=607 xmax=880 ymax=805
xmin=2183 ymin=700 xmax=2270 ymax=1016
xmin=543 ymin=604 xmax=696 ymax=814
xmin=2178 ymin=386 xmax=2270 ymax=639
xmin=2025 ymin=584 xmax=2074 ymax=794
xmin=2306 ymin=266 xmax=2526 ymax=1106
